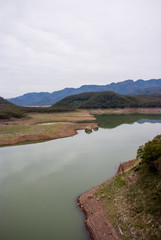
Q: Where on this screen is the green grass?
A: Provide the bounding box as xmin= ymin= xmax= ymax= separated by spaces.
xmin=97 ymin=163 xmax=161 ymax=239
xmin=0 ymin=123 xmax=62 ymax=141
xmin=74 ymin=120 xmax=97 ymax=124
xmin=28 ymin=110 xmax=91 ymax=122
xmin=0 ymin=111 xmax=94 ymax=146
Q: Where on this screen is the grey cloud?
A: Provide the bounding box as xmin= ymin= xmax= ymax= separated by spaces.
xmin=0 ymin=0 xmax=161 ymax=98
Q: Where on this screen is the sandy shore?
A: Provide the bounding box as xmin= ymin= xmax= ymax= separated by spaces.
xmin=77 ymin=160 xmax=138 ymax=240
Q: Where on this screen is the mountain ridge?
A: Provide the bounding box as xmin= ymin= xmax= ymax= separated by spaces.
xmin=8 ymin=78 xmax=161 ymax=106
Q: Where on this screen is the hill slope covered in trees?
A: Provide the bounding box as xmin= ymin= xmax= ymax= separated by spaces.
xmin=0 ymin=97 xmax=25 ymax=119
xmin=0 ymin=96 xmax=74 ymax=119
xmin=2 ymin=91 xmax=161 ymax=119
xmin=52 ymin=91 xmax=161 ymax=109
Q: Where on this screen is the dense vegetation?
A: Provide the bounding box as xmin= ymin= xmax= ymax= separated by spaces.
xmin=0 ymin=97 xmax=25 ymax=119
xmin=0 ymin=96 xmax=73 ymax=120
xmin=137 ymin=134 xmax=161 ymax=173
xmin=135 ymin=94 xmax=161 ymax=107
xmin=52 ymin=91 xmax=161 ymax=109
xmin=1 ymin=91 xmax=161 ymax=119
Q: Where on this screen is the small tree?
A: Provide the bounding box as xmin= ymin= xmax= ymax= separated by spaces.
xmin=137 ymin=135 xmax=161 ymax=166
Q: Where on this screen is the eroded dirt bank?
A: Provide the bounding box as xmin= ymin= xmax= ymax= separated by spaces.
xmin=78 ymin=186 xmax=120 ymax=240
xmin=77 ymin=160 xmax=138 ymax=240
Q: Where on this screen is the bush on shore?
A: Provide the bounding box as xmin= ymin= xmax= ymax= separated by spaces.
xmin=137 ymin=135 xmax=161 ymax=173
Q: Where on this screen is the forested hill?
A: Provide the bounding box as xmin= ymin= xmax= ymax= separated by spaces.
xmin=0 ymin=96 xmax=74 ymax=119
xmin=8 ymin=78 xmax=161 ymax=106
xmin=0 ymin=96 xmax=14 ymax=105
xmin=0 ymin=96 xmax=25 ymax=119
xmin=51 ymin=91 xmax=161 ymax=109
xmin=1 ymin=92 xmax=161 ymax=119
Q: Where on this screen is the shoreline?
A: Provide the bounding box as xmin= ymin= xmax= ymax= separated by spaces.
xmin=77 ymin=186 xmax=120 ymax=240
xmin=0 ymin=110 xmax=96 ymax=147
xmin=77 ymin=160 xmax=138 ymax=240
xmin=1 ymin=108 xmax=161 ymax=147
xmin=0 ymin=122 xmax=97 ymax=147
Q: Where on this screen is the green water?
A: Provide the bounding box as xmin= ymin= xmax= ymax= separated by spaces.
xmin=1 ymin=114 xmax=161 ymax=240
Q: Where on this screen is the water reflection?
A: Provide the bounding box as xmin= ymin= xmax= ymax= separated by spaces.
xmin=85 ymin=125 xmax=99 ymax=134
xmin=95 ymin=113 xmax=161 ymax=129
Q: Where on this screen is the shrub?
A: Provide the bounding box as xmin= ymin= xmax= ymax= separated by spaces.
xmin=137 ymin=135 xmax=161 ymax=172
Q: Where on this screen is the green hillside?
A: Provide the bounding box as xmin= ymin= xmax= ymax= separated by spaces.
xmin=0 ymin=96 xmax=73 ymax=119
xmin=52 ymin=91 xmax=161 ymax=109
xmin=1 ymin=91 xmax=161 ymax=119
xmin=97 ymin=135 xmax=161 ymax=239
xmin=0 ymin=96 xmax=15 ymax=105
xmin=0 ymin=97 xmax=25 ymax=119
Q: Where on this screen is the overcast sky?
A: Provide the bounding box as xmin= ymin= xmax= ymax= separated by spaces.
xmin=0 ymin=0 xmax=161 ymax=98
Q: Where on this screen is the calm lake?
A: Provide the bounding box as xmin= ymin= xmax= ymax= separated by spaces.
xmin=1 ymin=114 xmax=161 ymax=240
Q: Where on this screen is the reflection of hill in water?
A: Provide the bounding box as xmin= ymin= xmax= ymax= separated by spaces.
xmin=137 ymin=119 xmax=161 ymax=124
xmin=95 ymin=114 xmax=161 ymax=129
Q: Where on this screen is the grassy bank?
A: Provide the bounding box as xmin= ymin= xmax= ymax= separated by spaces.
xmin=1 ymin=108 xmax=161 ymax=146
xmin=0 ymin=110 xmax=96 ymax=146
xmin=0 ymin=123 xmax=62 ymax=142
xmin=97 ymin=161 xmax=161 ymax=239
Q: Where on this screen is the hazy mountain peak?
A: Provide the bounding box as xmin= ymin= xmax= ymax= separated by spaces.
xmin=8 ymin=78 xmax=161 ymax=106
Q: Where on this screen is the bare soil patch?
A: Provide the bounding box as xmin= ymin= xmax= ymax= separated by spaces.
xmin=78 ymin=187 xmax=120 ymax=240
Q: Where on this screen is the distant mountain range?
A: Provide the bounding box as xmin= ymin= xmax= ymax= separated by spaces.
xmin=8 ymin=79 xmax=161 ymax=106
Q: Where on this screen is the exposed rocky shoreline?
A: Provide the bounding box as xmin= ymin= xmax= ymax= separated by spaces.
xmin=77 ymin=186 xmax=120 ymax=240
xmin=77 ymin=160 xmax=138 ymax=240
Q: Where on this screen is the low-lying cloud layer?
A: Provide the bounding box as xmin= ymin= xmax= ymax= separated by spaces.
xmin=0 ymin=0 xmax=161 ymax=98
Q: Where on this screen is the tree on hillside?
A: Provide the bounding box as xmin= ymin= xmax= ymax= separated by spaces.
xmin=137 ymin=135 xmax=161 ymax=172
